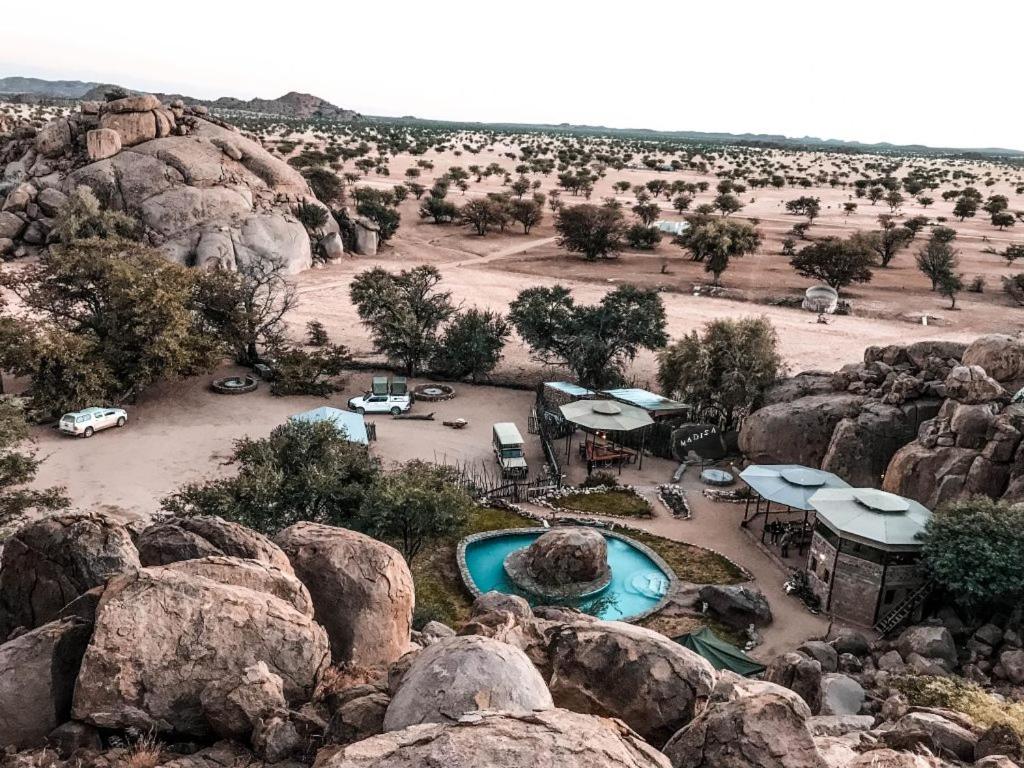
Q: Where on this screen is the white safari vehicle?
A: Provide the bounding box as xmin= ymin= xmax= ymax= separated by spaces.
xmin=347 ymin=392 xmax=412 ymax=416
xmin=493 ymin=422 xmax=528 ymax=478
xmin=59 ymin=406 xmax=128 ymax=438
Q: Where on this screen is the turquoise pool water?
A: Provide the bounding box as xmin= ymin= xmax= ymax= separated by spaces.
xmin=463 ymin=531 xmax=671 ymax=621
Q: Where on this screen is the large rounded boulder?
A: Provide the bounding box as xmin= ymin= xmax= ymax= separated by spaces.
xmin=962 ymin=334 xmax=1024 ymax=385
xmin=158 ymin=555 xmax=313 ymax=617
xmin=739 ymin=394 xmax=863 ymax=467
xmin=275 ymin=522 xmax=414 ymax=667
xmin=313 ymin=708 xmax=671 ymax=768
xmin=71 ymin=565 xmax=329 ymax=736
xmin=545 ymin=619 xmax=717 ymax=748
xmin=0 ymin=511 xmax=140 ymax=637
xmin=383 ymin=635 xmax=553 ymax=731
xmin=663 ymin=675 xmax=826 ymax=768
xmin=138 ymin=515 xmax=293 ymax=572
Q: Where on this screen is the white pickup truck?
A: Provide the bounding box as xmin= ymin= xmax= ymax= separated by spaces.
xmin=347 ymin=392 xmax=412 ymax=416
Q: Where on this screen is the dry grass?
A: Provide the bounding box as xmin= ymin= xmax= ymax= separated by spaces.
xmin=126 ymin=734 xmax=162 ymax=768
xmin=628 ymin=530 xmax=747 ymax=585
xmin=892 ymin=675 xmax=1024 ymax=737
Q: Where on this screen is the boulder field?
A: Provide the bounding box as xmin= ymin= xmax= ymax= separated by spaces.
xmin=0 ymin=510 xmax=1019 ymax=767
xmin=739 ymin=334 xmax=1024 ymax=505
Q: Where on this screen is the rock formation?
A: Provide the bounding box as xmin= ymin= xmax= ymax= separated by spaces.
xmin=0 ymin=93 xmax=340 ymax=269
xmin=275 ymin=522 xmax=415 ymax=667
xmin=739 ymin=335 xmax=1024 ymax=506
xmin=383 ymin=635 xmax=553 ymax=730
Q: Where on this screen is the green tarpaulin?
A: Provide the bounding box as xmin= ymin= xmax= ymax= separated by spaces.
xmin=675 ymin=627 xmax=766 ymax=676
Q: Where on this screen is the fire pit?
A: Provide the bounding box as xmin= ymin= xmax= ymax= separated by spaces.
xmin=412 ymin=383 xmax=456 ymax=402
xmin=211 ymin=375 xmax=258 ymax=395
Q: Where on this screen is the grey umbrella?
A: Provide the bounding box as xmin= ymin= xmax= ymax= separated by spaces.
xmin=559 ymin=399 xmax=654 ymax=432
xmin=739 ymin=464 xmax=850 ymax=511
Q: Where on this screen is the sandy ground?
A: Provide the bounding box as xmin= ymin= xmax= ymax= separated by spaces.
xmin=283 ymin=138 xmax=1023 ymax=383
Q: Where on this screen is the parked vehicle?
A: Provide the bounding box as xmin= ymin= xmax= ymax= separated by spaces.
xmin=348 ymin=392 xmax=412 ymax=416
xmin=59 ymin=407 xmax=128 ymax=438
xmin=493 ymin=422 xmax=528 ymax=478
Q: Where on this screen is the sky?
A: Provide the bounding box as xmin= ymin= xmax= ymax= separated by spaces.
xmin=3 ymin=0 xmax=1022 ymax=150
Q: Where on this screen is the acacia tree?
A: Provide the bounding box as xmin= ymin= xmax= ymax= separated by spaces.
xmin=554 ymin=203 xmax=626 ymax=261
xmin=658 ymin=316 xmax=783 ymax=429
xmin=790 ymin=237 xmax=873 ymax=292
xmin=196 ymin=253 xmax=297 ymax=367
xmin=916 ymin=234 xmax=960 ymax=291
xmin=0 ymin=239 xmax=222 ymax=418
xmin=508 ymin=284 xmax=667 ymax=388
xmin=349 ymin=265 xmax=456 ymax=375
xmin=852 ymin=221 xmax=914 ymax=267
xmin=921 ymin=497 xmax=1024 ymax=612
xmin=675 ymin=217 xmax=761 ymax=285
xmin=162 ymin=420 xmax=379 ymax=535
xmin=430 ymin=309 xmax=510 ymax=383
xmin=355 ymin=460 xmax=473 ymax=564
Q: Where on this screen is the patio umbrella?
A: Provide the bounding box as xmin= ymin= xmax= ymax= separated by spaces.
xmin=559 ymin=399 xmax=654 ymax=432
xmin=739 ymin=464 xmax=850 ymax=510
xmin=808 ymin=488 xmax=931 ymax=549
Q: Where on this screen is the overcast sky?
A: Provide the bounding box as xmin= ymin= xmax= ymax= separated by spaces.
xmin=3 ymin=0 xmax=1021 ymax=150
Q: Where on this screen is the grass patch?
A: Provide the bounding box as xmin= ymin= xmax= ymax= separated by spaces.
xmin=639 ymin=613 xmax=747 ymax=646
xmin=410 ymin=506 xmax=537 ymax=629
xmin=892 ymin=675 xmax=1024 ymax=737
xmin=628 ymin=529 xmax=747 ymax=585
xmin=409 ymin=506 xmax=745 ymax=631
xmin=552 ymin=489 xmax=652 ymax=518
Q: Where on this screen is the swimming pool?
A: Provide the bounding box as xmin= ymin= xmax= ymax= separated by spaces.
xmin=459 ymin=528 xmax=675 ymax=622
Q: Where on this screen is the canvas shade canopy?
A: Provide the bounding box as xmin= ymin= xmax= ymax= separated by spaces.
xmin=808 ymin=487 xmax=931 ymax=550
xmin=739 ymin=464 xmax=851 ymax=555
xmin=675 ymin=627 xmax=765 ymax=676
xmin=739 ymin=464 xmax=850 ymax=511
xmin=559 ymin=399 xmax=654 ymax=473
xmin=290 ymin=406 xmax=369 ymax=445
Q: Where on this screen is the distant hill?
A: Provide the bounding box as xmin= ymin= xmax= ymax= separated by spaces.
xmin=0 ymin=76 xmax=358 ymax=120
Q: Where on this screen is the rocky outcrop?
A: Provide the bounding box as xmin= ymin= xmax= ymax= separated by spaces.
xmin=314 ymin=708 xmax=672 ymax=768
xmin=545 ymin=620 xmax=717 ymax=747
xmin=275 ymin=522 xmax=414 ymax=667
xmin=71 ymin=565 xmax=329 ymax=736
xmin=962 ymin=334 xmax=1024 ymax=387
xmin=662 ymin=674 xmax=826 ymax=768
xmin=0 ymin=95 xmax=337 ymax=270
xmin=699 ymin=584 xmax=772 ymax=630
xmin=0 ymin=511 xmax=140 ymax=637
xmin=383 ymin=635 xmax=552 ymax=730
xmin=199 ymin=661 xmax=287 ymax=741
xmin=138 ymin=515 xmax=293 ymax=572
xmin=0 ymin=618 xmax=92 ymax=749
xmin=158 ymin=555 xmax=313 ymax=616
xmin=739 ymin=341 xmax=965 ymax=487
xmin=884 ymin=400 xmax=1023 ymax=506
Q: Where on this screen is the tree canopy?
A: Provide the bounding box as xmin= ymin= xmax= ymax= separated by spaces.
xmin=554 ymin=203 xmax=627 ymax=261
xmin=658 ymin=316 xmax=783 ymax=429
xmin=355 ymin=460 xmax=474 ymax=563
xmin=162 ymin=419 xmax=379 ymax=535
xmin=0 ymin=401 xmax=68 ymax=529
xmin=790 ymin=237 xmax=873 ymax=292
xmin=508 ymin=284 xmax=667 ymax=388
xmin=675 ymin=217 xmax=761 ymax=285
xmin=921 ymin=497 xmax=1024 ymax=612
xmin=350 ymin=265 xmax=456 ymax=375
xmin=430 ymin=308 xmax=510 ymax=383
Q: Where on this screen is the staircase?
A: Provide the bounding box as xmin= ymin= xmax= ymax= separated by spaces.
xmin=873 ymin=580 xmax=935 ymax=636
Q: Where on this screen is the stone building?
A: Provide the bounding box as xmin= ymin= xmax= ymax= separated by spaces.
xmin=805 ymin=488 xmax=931 ymax=628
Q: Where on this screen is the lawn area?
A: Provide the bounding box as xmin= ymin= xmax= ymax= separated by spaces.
xmin=411 ymin=506 xmax=538 ymax=629
xmin=551 ymin=489 xmax=652 ymax=518
xmin=410 ymin=505 xmax=747 ymax=631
